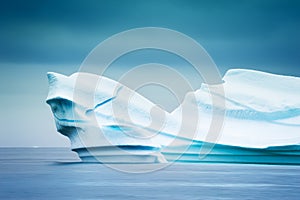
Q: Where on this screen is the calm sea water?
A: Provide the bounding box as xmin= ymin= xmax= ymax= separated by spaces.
xmin=1 ymin=148 xmax=300 ymax=200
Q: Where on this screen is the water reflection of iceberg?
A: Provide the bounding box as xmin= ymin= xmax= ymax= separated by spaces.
xmin=46 ymin=69 xmax=300 ymax=164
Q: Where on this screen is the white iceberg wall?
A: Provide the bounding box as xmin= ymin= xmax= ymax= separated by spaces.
xmin=172 ymin=69 xmax=300 ymax=148
xmin=46 ymin=71 xmax=168 ymax=163
xmin=46 ymin=69 xmax=300 ymax=163
xmin=197 ymin=69 xmax=300 ymax=113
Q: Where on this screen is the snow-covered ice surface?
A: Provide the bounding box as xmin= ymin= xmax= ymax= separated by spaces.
xmin=174 ymin=69 xmax=300 ymax=148
xmin=46 ymin=69 xmax=300 ymax=164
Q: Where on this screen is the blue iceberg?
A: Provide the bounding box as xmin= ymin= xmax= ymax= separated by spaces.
xmin=46 ymin=69 xmax=300 ymax=164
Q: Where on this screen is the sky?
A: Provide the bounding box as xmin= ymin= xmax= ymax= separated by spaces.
xmin=0 ymin=0 xmax=300 ymax=147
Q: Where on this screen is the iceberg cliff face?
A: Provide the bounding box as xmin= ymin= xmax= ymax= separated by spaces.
xmin=196 ymin=69 xmax=300 ymax=115
xmin=46 ymin=69 xmax=300 ymax=164
xmin=46 ymin=72 xmax=168 ymax=163
xmin=172 ymin=69 xmax=300 ymax=148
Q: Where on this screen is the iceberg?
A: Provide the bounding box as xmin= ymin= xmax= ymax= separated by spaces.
xmin=46 ymin=69 xmax=300 ymax=164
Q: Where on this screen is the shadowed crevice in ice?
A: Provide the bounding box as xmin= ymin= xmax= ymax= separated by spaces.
xmin=85 ymin=96 xmax=117 ymax=114
xmin=85 ymin=86 xmax=123 ymax=114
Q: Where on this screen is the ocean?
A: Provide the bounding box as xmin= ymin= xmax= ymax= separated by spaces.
xmin=1 ymin=148 xmax=300 ymax=199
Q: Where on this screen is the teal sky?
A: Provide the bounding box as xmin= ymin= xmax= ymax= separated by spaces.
xmin=0 ymin=0 xmax=300 ymax=147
